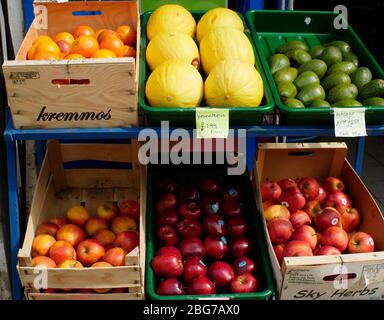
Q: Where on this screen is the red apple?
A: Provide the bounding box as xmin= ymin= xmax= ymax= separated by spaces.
xmin=151 ymin=254 xmax=183 ymax=278
xmin=176 ymin=219 xmax=203 ymax=239
xmin=208 ymin=261 xmax=235 ymax=288
xmin=290 ymin=210 xmax=311 ymax=229
xmin=321 ymin=227 xmax=348 ymax=253
xmin=222 ymin=185 xmax=242 ymax=201
xmin=119 ymin=200 xmax=140 ymax=224
xmin=111 ymin=216 xmax=137 ymax=234
xmin=102 ymin=247 xmax=125 ymax=266
xmin=36 ymin=223 xmax=59 ymax=237
xmin=157 ymin=279 xmax=185 ymax=296
xmin=282 ymin=240 xmax=313 ymax=258
xmin=178 ymin=238 xmax=205 ymax=259
xmin=66 ymin=206 xmax=90 ymax=226
xmin=155 ymin=193 xmax=177 ymax=213
xmin=203 ymin=215 xmax=226 ymax=236
xmin=56 ymin=224 xmax=86 ymax=247
xmin=264 ymin=205 xmax=290 ymax=221
xmin=278 ymin=178 xmax=297 ymax=191
xmin=291 ymin=225 xmax=317 ymax=250
xmin=226 ymin=217 xmax=248 ymax=238
xmin=322 ymin=191 xmax=352 ymax=209
xmin=348 ymin=232 xmax=375 ymax=253
xmin=261 ymin=180 xmax=282 ymax=202
xmin=323 ymin=177 xmax=345 ymax=194
xmin=93 ymin=229 xmax=116 ymax=248
xmin=314 ymin=207 xmax=342 ymax=232
xmin=230 ymin=273 xmax=258 ymax=293
xmin=156 ymin=208 xmax=179 ymax=227
xmin=202 ymin=195 xmax=222 ymax=215
xmin=114 ymin=231 xmax=139 ymax=254
xmin=49 ymin=240 xmax=76 ymax=264
xmin=304 ymin=200 xmax=323 ymax=220
xmin=32 ymin=256 xmax=57 ymax=268
xmin=179 ymin=185 xmax=199 ymax=202
xmin=156 ymin=246 xmax=182 ymax=259
xmin=199 ymin=178 xmax=220 ymax=194
xmin=298 ymin=177 xmax=320 ymax=201
xmin=267 ymin=217 xmax=293 ymax=244
xmin=76 ymin=239 xmax=105 ymax=266
xmin=84 ymin=217 xmax=108 ymax=237
xmin=315 ymin=245 xmax=342 ymax=256
xmin=178 ymin=201 xmax=201 ymax=220
xmin=158 ymin=225 xmax=179 ymax=246
xmin=97 ymin=201 xmax=119 ymax=222
xmin=57 ymin=259 xmax=83 ymax=269
xmin=188 ymin=276 xmax=216 ymax=295
xmin=182 ymin=256 xmax=207 ymax=284
xmin=223 ymin=199 xmax=244 ymax=219
xmin=229 ymin=237 xmax=252 ymax=259
xmin=49 ymin=217 xmax=66 ymax=228
xmin=274 ymin=244 xmax=286 ymax=265
xmin=155 ymin=177 xmax=178 ymax=194
xmin=279 ymin=187 xmax=306 ymax=213
xmin=315 ymin=187 xmax=327 ymax=203
xmin=337 ymin=206 xmax=361 ymax=233
xmin=204 ymin=236 xmax=228 ymax=260
xmin=233 ymin=257 xmax=256 ymax=275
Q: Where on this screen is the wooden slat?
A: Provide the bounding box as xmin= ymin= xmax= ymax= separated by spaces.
xmin=125 ymin=247 xmax=140 ymax=266
xmin=47 ymin=140 xmax=67 ymax=193
xmin=26 ymin=292 xmax=144 ymax=301
xmin=139 ymin=165 xmax=147 ymax=286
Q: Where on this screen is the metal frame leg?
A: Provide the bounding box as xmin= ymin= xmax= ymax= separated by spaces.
xmin=6 ymin=139 xmax=22 ymax=300
xmin=354 ymin=137 xmax=366 ymax=176
xmin=246 ymin=136 xmax=257 ymax=174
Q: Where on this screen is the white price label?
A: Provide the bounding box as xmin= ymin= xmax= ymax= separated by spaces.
xmin=196 ymin=108 xmax=229 ymax=139
xmin=334 ymin=108 xmax=367 ymax=137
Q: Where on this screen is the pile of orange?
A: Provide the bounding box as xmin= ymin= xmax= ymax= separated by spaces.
xmin=27 ymin=25 xmax=136 ymax=60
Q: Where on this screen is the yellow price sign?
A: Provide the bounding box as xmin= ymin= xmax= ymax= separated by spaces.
xmin=196 ymin=108 xmax=229 ymax=139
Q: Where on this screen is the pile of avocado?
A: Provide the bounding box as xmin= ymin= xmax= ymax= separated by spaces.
xmin=268 ymin=40 xmax=384 ymax=108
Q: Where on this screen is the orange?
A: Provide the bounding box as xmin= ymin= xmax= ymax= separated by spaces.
xmin=94 ymin=29 xmax=107 ymax=41
xmin=65 ymin=53 xmax=86 ymax=60
xmin=116 ymin=25 xmax=136 ymax=47
xmin=28 ymin=36 xmax=55 ymax=60
xmin=34 ymin=40 xmax=61 ymax=59
xmin=72 ymin=25 xmax=95 ymax=39
xmin=123 ymin=45 xmax=136 ymax=58
xmin=54 ymin=32 xmax=75 ymax=45
xmin=27 ymin=43 xmax=38 ymax=60
xmin=71 ymin=35 xmax=99 ymax=58
xmin=32 ymin=35 xmax=53 ymax=46
xmin=99 ymin=35 xmax=125 ymax=57
xmin=97 ymin=29 xmax=118 ymax=43
xmin=91 ymin=49 xmax=117 ymax=59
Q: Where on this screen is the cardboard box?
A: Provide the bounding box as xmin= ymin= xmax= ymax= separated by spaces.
xmin=253 ymin=142 xmax=384 ymax=300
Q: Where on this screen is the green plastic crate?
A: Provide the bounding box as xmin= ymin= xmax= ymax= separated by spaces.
xmin=246 ymin=10 xmax=384 ymax=125
xmin=145 ymin=164 xmax=275 ymax=300
xmin=139 ymin=11 xmax=274 ymax=126
xmin=140 ymin=0 xmax=227 ymax=13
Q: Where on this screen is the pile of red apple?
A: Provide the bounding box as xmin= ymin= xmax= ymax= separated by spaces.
xmin=31 ymin=199 xmax=140 ymax=294
xmin=261 ymin=177 xmax=375 ymax=264
xmin=151 ymin=177 xmax=259 ymax=296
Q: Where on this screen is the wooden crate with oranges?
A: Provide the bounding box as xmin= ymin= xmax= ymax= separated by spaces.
xmin=17 ymin=140 xmax=146 ymax=300
xmin=2 ymin=1 xmax=140 ymax=129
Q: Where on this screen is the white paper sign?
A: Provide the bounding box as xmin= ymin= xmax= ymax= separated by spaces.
xmin=334 ymin=108 xmax=367 ymax=137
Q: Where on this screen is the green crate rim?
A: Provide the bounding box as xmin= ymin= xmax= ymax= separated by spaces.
xmin=139 ymin=10 xmax=275 ymax=119
xmin=245 ymin=10 xmax=384 ymax=117
xmin=145 ymin=165 xmax=275 ymax=300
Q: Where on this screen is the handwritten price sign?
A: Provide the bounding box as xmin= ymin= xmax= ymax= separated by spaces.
xmin=334 ymin=108 xmax=367 ymax=137
xmin=196 ymin=108 xmax=229 ymax=139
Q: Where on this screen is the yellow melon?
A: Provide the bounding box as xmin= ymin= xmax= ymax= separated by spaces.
xmin=204 ymin=60 xmax=264 ymax=107
xmin=145 ymin=59 xmax=203 ymax=107
xmin=200 ymin=27 xmax=255 ymax=75
xmin=196 ymin=8 xmax=244 ymax=43
xmin=146 ymin=4 xmax=196 ymax=41
xmin=146 ymin=32 xmax=200 ymax=71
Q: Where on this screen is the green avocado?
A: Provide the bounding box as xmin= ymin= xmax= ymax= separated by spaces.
xmin=297 ymin=83 xmax=326 ymax=105
xmin=309 ymin=99 xmax=331 ymax=108
xmin=319 ymin=46 xmax=343 ymax=67
xmin=343 ymin=52 xmax=359 ymax=68
xmin=309 ymin=45 xmax=325 ymax=59
xmin=350 ymin=67 xmax=372 ymax=89
xmin=328 ymin=83 xmax=359 ymax=103
xmin=332 ymin=99 xmax=362 ymax=107
xmin=321 ymin=72 xmax=351 ymax=91
xmin=298 ymin=59 xmax=328 ymax=79
xmin=278 ymin=82 xmax=298 ymax=99
xmin=286 ymin=49 xmax=312 ymax=67
xmin=276 ymin=40 xmax=309 ymax=54
xmin=359 ymin=79 xmax=384 ymax=100
xmin=362 ymin=97 xmax=384 ymax=106
xmin=327 ymin=61 xmax=357 ymax=76
xmin=273 ymin=67 xmax=298 ymax=84
xmin=325 ymin=41 xmax=351 ymax=55
xmin=285 ymin=98 xmax=305 ymax=108
xmin=269 ymin=53 xmax=291 ymax=74
xmin=294 ymin=71 xmax=320 ymax=90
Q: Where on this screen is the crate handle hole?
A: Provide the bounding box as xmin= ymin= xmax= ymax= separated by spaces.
xmin=52 ymin=79 xmax=90 ymax=86
xmin=72 ymin=10 xmax=102 ymax=17
xmin=288 ymin=151 xmax=314 ymax=157
xmin=323 ymin=273 xmax=357 ymax=281
xmin=304 ymin=17 xmax=312 ymax=25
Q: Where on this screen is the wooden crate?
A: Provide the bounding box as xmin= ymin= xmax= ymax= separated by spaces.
xmin=18 ymin=140 xmax=147 ymax=300
xmin=2 ymin=1 xmax=140 ymax=129
xmin=253 ymin=142 xmax=384 ymax=300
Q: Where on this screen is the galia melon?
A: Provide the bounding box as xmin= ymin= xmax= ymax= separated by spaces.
xmin=196 ymin=8 xmax=244 ymax=43
xmin=204 ymin=60 xmax=264 ymax=107
xmin=146 ymin=4 xmax=196 ymax=40
xmin=200 ymin=28 xmax=255 ymax=75
xmin=146 ymin=32 xmax=200 ymax=71
xmin=145 ymin=59 xmax=203 ymax=107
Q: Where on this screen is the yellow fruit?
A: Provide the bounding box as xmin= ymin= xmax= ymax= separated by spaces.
xmin=146 ymin=32 xmax=200 ymax=71
xmin=146 ymin=4 xmax=196 ymax=40
xmin=204 ymin=60 xmax=264 ymax=107
xmin=200 ymin=27 xmax=255 ymax=75
xmin=145 ymin=59 xmax=203 ymax=107
xmin=196 ymin=8 xmax=244 ymax=43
